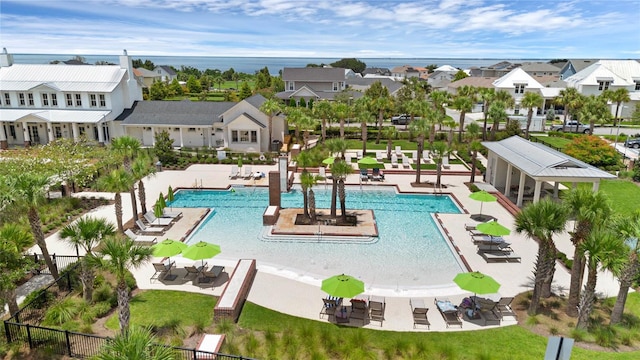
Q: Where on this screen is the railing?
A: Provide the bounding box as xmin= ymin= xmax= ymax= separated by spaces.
xmin=3 ymin=322 xmax=253 ymax=359
xmin=27 ymin=253 xmax=82 ymax=275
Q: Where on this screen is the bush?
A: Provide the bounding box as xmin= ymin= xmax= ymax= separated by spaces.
xmin=23 ymin=289 xmax=54 ymax=309
xmin=92 ymin=283 xmax=115 ymax=304
xmin=43 ymin=298 xmax=82 ymax=326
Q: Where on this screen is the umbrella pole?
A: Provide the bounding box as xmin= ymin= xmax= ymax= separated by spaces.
xmin=479 ymin=202 xmax=483 ymax=216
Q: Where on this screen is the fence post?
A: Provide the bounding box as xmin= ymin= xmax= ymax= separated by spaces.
xmin=4 ymin=322 xmax=11 ymax=343
xmin=66 ymin=268 xmax=72 ymax=292
xmin=65 ymin=330 xmax=72 ymax=356
xmin=192 ymin=348 xmax=197 ymax=359
xmin=26 ymin=324 xmax=33 ymax=349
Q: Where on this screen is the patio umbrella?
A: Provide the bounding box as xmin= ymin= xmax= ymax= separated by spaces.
xmin=151 ymin=239 xmax=187 ymax=281
xmin=158 ymin=192 xmax=167 ymax=209
xmin=476 ymin=220 xmax=511 ymax=237
xmin=321 ymin=274 xmax=365 ymax=298
xmin=167 ymin=186 xmax=175 ymax=210
xmin=468 ymin=190 xmax=497 ymax=220
xmin=357 ymin=156 xmax=384 ymax=169
xmin=322 ymin=157 xmax=335 ymax=166
xmin=453 ymin=271 xmax=501 ymax=297
xmin=153 ymin=200 xmax=164 ymax=219
xmin=181 ymin=241 xmax=221 ymax=268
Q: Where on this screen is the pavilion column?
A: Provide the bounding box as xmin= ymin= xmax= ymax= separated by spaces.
xmin=592 ymin=181 xmax=600 ymax=192
xmin=553 ymin=182 xmax=559 ymax=199
xmin=23 ymin=123 xmax=31 ymax=147
xmin=504 ymin=164 xmax=513 ymax=197
xmin=179 ymin=128 xmax=184 ymax=147
xmin=533 ymin=180 xmax=543 ymax=203
xmin=0 ymin=123 xmax=7 ymax=149
xmin=151 ymin=127 xmax=156 ymax=146
xmin=46 ymin=123 xmax=53 ymax=144
xmin=97 ymin=123 xmax=105 ymax=146
xmin=71 ymin=123 xmax=79 ymax=142
xmin=207 ymin=128 xmax=211 ymax=148
xmin=516 ymin=172 xmax=526 ymax=207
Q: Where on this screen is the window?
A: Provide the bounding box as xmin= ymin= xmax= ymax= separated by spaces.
xmin=54 ymin=126 xmax=62 ymax=139
xmin=333 ymin=82 xmax=338 ymax=91
xmin=188 ymin=128 xmax=196 ymax=132
xmin=287 ymin=81 xmax=294 ymax=91
xmin=240 ymin=130 xmax=250 ymax=142
xmin=66 ymin=94 xmax=73 ymax=106
xmin=90 ymin=94 xmax=97 ymax=107
xmin=79 ymin=126 xmax=85 ymax=136
xmin=598 ymin=81 xmax=610 ymax=91
xmin=42 ymin=93 xmax=49 ymax=106
xmin=2 ymin=93 xmax=9 ymax=106
xmin=99 ymin=94 xmax=106 ymax=107
xmin=232 ymin=130 xmax=238 ymax=142
xmin=75 ymin=93 xmax=82 ymax=106
xmin=27 ymin=93 xmax=34 ymax=106
xmin=19 ymin=93 xmax=25 ymax=106
xmin=51 ymin=93 xmax=58 ymax=106
xmin=514 ymin=84 xmax=526 ymax=94
xmin=635 ymin=81 xmax=640 ymax=91
xmin=251 ymin=130 xmax=257 ymax=142
xmin=9 ymin=125 xmax=16 ymax=139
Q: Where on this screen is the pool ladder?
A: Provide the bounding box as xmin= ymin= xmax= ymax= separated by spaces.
xmin=193 ymin=178 xmax=203 ymax=190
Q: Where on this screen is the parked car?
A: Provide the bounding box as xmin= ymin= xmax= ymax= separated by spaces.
xmin=391 ymin=114 xmax=420 ymax=125
xmin=549 ymin=121 xmax=591 ymax=134
xmin=625 ymin=137 xmax=640 ymax=149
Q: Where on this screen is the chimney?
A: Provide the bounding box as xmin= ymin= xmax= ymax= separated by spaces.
xmin=118 ymin=49 xmax=143 ymax=105
xmin=0 ymin=48 xmax=14 ymax=67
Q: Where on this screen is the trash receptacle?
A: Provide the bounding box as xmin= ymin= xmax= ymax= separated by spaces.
xmin=271 ymin=140 xmax=282 ymax=152
xmin=155 ymin=161 xmax=162 ymax=172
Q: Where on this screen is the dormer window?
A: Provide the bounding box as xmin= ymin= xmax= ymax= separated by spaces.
xmin=597 ymin=81 xmax=610 ymax=91
xmin=514 ymin=84 xmax=526 ymax=94
xmin=635 ymin=81 xmax=640 ymax=91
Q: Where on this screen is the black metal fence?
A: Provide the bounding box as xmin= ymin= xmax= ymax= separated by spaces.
xmin=26 ymin=253 xmax=83 ymax=276
xmin=3 ymin=322 xmax=252 ymax=359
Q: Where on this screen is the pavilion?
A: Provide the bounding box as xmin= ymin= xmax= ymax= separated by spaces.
xmin=482 ymin=136 xmax=616 ymax=207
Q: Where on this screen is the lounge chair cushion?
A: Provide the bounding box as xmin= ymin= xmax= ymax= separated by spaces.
xmin=436 ymin=300 xmax=457 ymax=312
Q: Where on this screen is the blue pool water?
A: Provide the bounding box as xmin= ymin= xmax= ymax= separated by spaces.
xmin=170 ymin=186 xmax=465 ymax=290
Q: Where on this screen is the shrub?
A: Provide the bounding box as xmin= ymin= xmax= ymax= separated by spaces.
xmin=564 ymin=135 xmax=623 ymax=170
xmin=23 ymin=289 xmax=54 ymax=309
xmin=571 ymin=328 xmax=587 ymax=342
xmin=92 ymin=283 xmax=114 ymax=303
xmin=43 ymin=298 xmax=82 ymax=326
xmin=593 ymin=326 xmax=617 ymax=348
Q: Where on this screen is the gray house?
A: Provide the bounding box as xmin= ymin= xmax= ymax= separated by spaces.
xmin=275 ymin=67 xmax=362 ymax=103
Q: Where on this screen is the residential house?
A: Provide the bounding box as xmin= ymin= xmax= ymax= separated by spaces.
xmin=362 ymin=67 xmax=391 ymax=76
xmin=390 ymin=65 xmax=420 ymax=80
xmin=447 ymin=76 xmax=497 ymax=95
xmin=134 ymin=67 xmax=161 ymax=88
xmin=519 ymin=62 xmax=560 ymax=78
xmin=558 ymin=59 xmax=598 ymax=80
xmin=0 ymin=48 xmax=142 ymax=149
xmin=469 ymin=61 xmax=520 ymax=77
xmin=275 ymin=67 xmax=362 ymax=104
xmin=153 ymin=65 xmax=177 ymax=82
xmin=346 ymin=77 xmax=404 ymax=96
xmin=492 ymin=68 xmax=545 ymax=115
xmin=427 ymin=69 xmax=458 ymax=90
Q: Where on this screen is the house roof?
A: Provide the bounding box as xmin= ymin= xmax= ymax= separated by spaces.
xmin=493 ymin=68 xmax=544 ymax=89
xmin=117 ymin=100 xmax=235 ymax=126
xmin=282 ymin=67 xmax=346 ymax=82
xmin=482 ymin=136 xmax=616 ymax=180
xmin=390 ymin=65 xmax=419 ymax=73
xmin=243 ymin=94 xmax=267 ymax=109
xmin=562 ymin=59 xmax=598 ymax=74
xmin=362 ymin=67 xmax=391 ymax=76
xmin=596 ymin=60 xmax=640 ymax=83
xmin=274 ymin=89 xmax=363 ymax=101
xmin=224 ymin=112 xmax=266 ymax=128
xmin=0 ymin=109 xmax=111 ymax=123
xmin=448 ymin=76 xmax=497 ymax=89
xmin=155 ymin=66 xmax=176 ymax=75
xmin=0 ymin=64 xmax=126 ymax=92
xmin=564 ymin=63 xmax=632 ymax=87
xmin=346 ymin=77 xmax=404 ymax=93
xmin=134 ymin=67 xmax=157 ymax=77
xmin=519 ymin=62 xmax=561 ymax=73
xmin=434 ymin=65 xmax=458 ymax=72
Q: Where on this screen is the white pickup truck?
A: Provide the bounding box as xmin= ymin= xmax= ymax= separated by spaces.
xmin=549 ymin=121 xmax=591 ymax=134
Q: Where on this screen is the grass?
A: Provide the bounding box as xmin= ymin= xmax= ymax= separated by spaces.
xmin=104 ymin=290 xmax=216 ymax=331
xmin=573 ymin=179 xmax=640 ymax=214
xmin=531 ymin=135 xmax=573 ymax=150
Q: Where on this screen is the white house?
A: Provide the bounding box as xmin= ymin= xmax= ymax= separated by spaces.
xmin=0 ymin=49 xmax=142 ymax=149
xmin=492 ymin=68 xmax=544 ymax=116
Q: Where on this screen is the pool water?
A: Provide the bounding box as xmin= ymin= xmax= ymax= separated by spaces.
xmin=170 ymin=186 xmax=465 ymax=290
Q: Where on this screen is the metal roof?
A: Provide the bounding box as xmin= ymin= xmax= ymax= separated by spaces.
xmin=0 ymin=109 xmax=110 ymax=123
xmin=0 ymin=64 xmax=126 ymax=92
xmin=118 ymin=100 xmax=235 ymax=126
xmin=482 ymin=136 xmax=616 ymax=180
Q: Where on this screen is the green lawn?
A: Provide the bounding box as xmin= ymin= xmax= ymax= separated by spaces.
xmin=531 ymin=135 xmax=573 ymax=150
xmin=105 ymin=290 xmax=216 ymax=330
xmin=574 ymin=179 xmax=640 ymax=214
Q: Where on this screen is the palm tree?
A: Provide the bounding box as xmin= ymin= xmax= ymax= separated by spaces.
xmin=610 ymin=210 xmax=640 ymax=325
xmin=372 ymin=96 xmax=393 ymax=143
xmin=383 ymin=126 xmax=398 ymax=160
xmin=468 ymin=140 xmax=483 ymax=183
xmin=354 ymin=97 xmax=374 ymax=154
xmin=298 ymin=114 xmax=318 ymax=150
xmin=452 ymin=95 xmax=474 ymax=143
xmin=325 ymin=138 xmax=348 ymax=218
xmin=514 ymin=199 xmax=569 ymax=315
xmin=555 ymin=87 xmax=580 ymax=131
xmin=60 ymin=217 xmax=115 ymax=302
xmin=576 ymin=226 xmax=626 ymax=330
xmin=603 ymin=88 xmax=631 ymax=126
xmin=430 ymin=142 xmax=450 ymax=188
xmin=563 ymin=188 xmax=612 ymax=317
xmin=98 ymin=169 xmax=135 ymax=234
xmin=333 ymin=102 xmax=351 ymax=139
xmin=488 ymin=100 xmax=508 ymax=141
xmin=87 ymin=236 xmax=152 ymax=334
xmin=429 ymin=90 xmax=450 ymax=120
xmin=0 ymin=224 xmax=34 ymax=316
xmin=111 ymin=136 xmax=142 ymax=222
xmin=331 ymin=160 xmax=353 ymax=223
xmin=285 ymin=107 xmax=304 ymax=144
xmin=94 ymin=326 xmax=177 ymax=360
xmin=131 ymin=156 xmax=156 ymax=217
xmin=409 ymin=116 xmax=432 ymax=184
xmin=11 ymin=173 xmax=60 ymax=279
xmin=296 ymin=151 xmax=315 ymax=219
xmin=579 ymin=95 xmax=611 ymax=134
xmin=312 ymin=100 xmax=333 ymax=143
xmin=259 ymin=98 xmax=282 ymax=146
xmin=521 ymin=91 xmax=544 ymax=139
xmin=478 ymin=88 xmax=496 ymax=140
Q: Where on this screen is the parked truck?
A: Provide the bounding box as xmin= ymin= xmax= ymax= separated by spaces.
xmin=549 ymin=121 xmax=591 ymax=134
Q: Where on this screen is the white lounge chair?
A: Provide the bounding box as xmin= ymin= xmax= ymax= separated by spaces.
xmin=242 ymin=166 xmax=252 ymax=179
xmin=345 ymin=154 xmax=352 ymax=164
xmin=144 ymin=212 xmax=173 ymax=226
xmin=422 ymin=150 xmax=431 ymax=164
xmin=229 ymin=165 xmax=239 ymax=179
xmin=376 ymin=152 xmax=384 ymax=161
xmin=395 ymin=146 xmax=402 ymax=156
xmin=162 ymin=209 xmax=182 ymax=219
xmin=356 ymin=150 xmax=363 ymax=160
xmin=124 ymin=229 xmax=157 ymax=245
xmin=412 ymin=151 xmax=418 ymax=163
xmin=402 ymin=155 xmax=411 ymax=169
xmin=442 ymin=156 xmax=450 ymax=169
xmin=391 ymin=154 xmax=398 ymax=168
xmin=135 ymin=219 xmax=166 ymax=234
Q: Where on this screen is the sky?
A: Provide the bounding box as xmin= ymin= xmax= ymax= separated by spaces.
xmin=1 ymin=0 xmax=639 ymax=58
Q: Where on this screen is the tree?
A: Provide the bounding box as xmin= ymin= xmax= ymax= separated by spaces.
xmin=331 ymin=160 xmax=353 ymax=223
xmin=60 ymin=217 xmax=115 ymax=302
xmin=330 ymin=58 xmax=366 ymax=73
xmin=429 ymin=90 xmax=450 ymax=120
xmin=576 ymin=226 xmax=626 ymax=330
xmin=452 ymin=95 xmax=474 ymax=143
xmin=213 ymin=76 xmax=224 ymax=90
xmin=325 ymin=138 xmax=348 ymax=218
xmin=468 ymin=140 xmax=483 ymax=183
xmin=354 ymin=97 xmax=375 ymax=154
xmin=153 ymin=130 xmax=176 ymax=165
xmin=131 ymin=156 xmax=156 ymax=216
xmin=453 ymin=70 xmax=469 ymax=81
xmin=98 ymin=169 xmax=135 ymax=234
xmin=603 ymin=88 xmax=631 ymax=126
xmin=488 ymin=101 xmax=508 ymax=140
xmin=364 ymin=81 xmax=392 ymax=143
xmin=430 ymin=142 xmax=450 ymax=188
xmin=9 ymin=173 xmax=60 ymax=279
xmin=94 ymin=326 xmax=177 ymax=360
xmin=0 ymin=224 xmax=34 ymax=316
xmin=167 ymin=79 xmax=183 ymax=97
xmin=555 ymin=87 xmax=581 ymax=131
xmin=478 ymin=88 xmax=496 ymax=140
xmin=312 ymin=100 xmax=333 ymax=143
xmin=514 ymin=199 xmax=569 ymax=315
xmin=238 ymin=82 xmax=252 ymax=100
xmin=111 ymin=136 xmax=142 ymax=222
xmin=579 ymin=94 xmax=611 ymax=134
xmin=87 ymin=237 xmax=152 ymax=334
xmin=610 ymin=210 xmax=640 ymax=325
xmin=521 ymin=91 xmax=544 ymax=139
xmin=332 ymin=102 xmax=351 ymax=139
xmin=564 ymin=135 xmax=622 ymax=170
xmin=296 ymin=151 xmax=314 ymax=220
xmin=148 ymin=81 xmax=168 ymax=100
xmin=260 ymin=98 xmax=282 ymax=147
xmin=409 ymin=116 xmax=432 ymax=184
xmin=185 ymin=75 xmax=201 ymax=94
xmin=563 ymin=188 xmax=612 ymax=316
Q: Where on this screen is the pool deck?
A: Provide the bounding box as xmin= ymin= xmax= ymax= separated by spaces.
xmin=33 ymin=156 xmax=624 ymax=333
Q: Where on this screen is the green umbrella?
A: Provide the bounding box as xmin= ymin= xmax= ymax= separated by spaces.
xmin=453 ymin=271 xmax=500 ymax=296
xmin=322 ymin=157 xmax=335 ymax=166
xmin=167 ymin=186 xmax=175 ymax=210
xmin=158 ymin=192 xmax=166 ymax=209
xmin=151 ymin=239 xmax=187 ymax=281
xmin=238 ymin=158 xmax=243 ymax=168
xmin=357 ymin=156 xmax=384 ymax=169
xmin=182 ymin=241 xmax=222 ymax=268
xmin=468 ymin=190 xmax=497 ymax=217
xmin=153 ymin=201 xmax=164 ymax=219
xmin=321 ymin=274 xmax=365 ymax=298
xmin=476 ymin=220 xmax=511 ymax=237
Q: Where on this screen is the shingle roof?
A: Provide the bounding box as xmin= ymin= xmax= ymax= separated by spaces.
xmin=448 ymin=77 xmax=497 ymax=89
xmin=282 ymin=67 xmax=346 ymax=81
xmin=0 ymin=64 xmax=126 ymax=92
xmin=156 ymin=66 xmax=176 ymax=75
xmin=483 ymin=136 xmax=615 ymax=179
xmin=244 ymin=94 xmax=267 ymax=109
xmin=117 ymin=100 xmax=235 ymax=126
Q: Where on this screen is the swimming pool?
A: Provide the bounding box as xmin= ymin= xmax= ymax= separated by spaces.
xmin=170 ymin=186 xmax=465 ymax=291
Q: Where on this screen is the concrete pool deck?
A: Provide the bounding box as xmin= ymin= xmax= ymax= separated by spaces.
xmin=35 ymin=160 xmax=624 ymax=332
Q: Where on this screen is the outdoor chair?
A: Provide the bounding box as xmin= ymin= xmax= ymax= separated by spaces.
xmin=391 ymin=154 xmax=398 ymax=168
xmin=229 ymin=165 xmax=239 ymax=179
xmin=184 ymin=262 xmax=207 ymax=279
xmin=369 ymin=295 xmax=386 ymax=326
xmin=124 ymin=229 xmax=157 ymax=245
xmin=350 ymin=298 xmax=370 ymax=326
xmin=200 ymin=265 xmax=225 ymax=285
xmin=495 ymin=297 xmax=516 ymax=319
xmin=135 ymin=219 xmax=166 ymax=234
xmin=442 ymin=156 xmax=450 ymax=169
xmin=372 ymin=168 xmax=384 ymax=181
xmin=471 ymin=296 xmax=502 ymax=326
xmin=395 ymin=146 xmax=402 ymax=156
xmin=464 ymin=223 xmax=477 ymax=231
xmin=144 ymin=211 xmax=173 ymax=226
xmin=320 ymin=297 xmax=341 ymax=319
xmin=434 ymin=298 xmax=462 ymax=328
xmin=479 ymin=249 xmax=522 ymax=263
xmin=360 ymin=168 xmax=369 ymax=181
xmin=151 ymin=260 xmax=174 ymax=281
xmin=410 ymin=298 xmax=430 ymax=329
xmin=356 ymin=150 xmax=363 ymax=159
xmin=242 ymin=166 xmax=253 ymax=179
xmin=376 ymin=152 xmax=384 ymax=161
xmin=162 ymin=209 xmax=183 ymax=219
xmin=402 ymin=155 xmax=411 ymax=169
